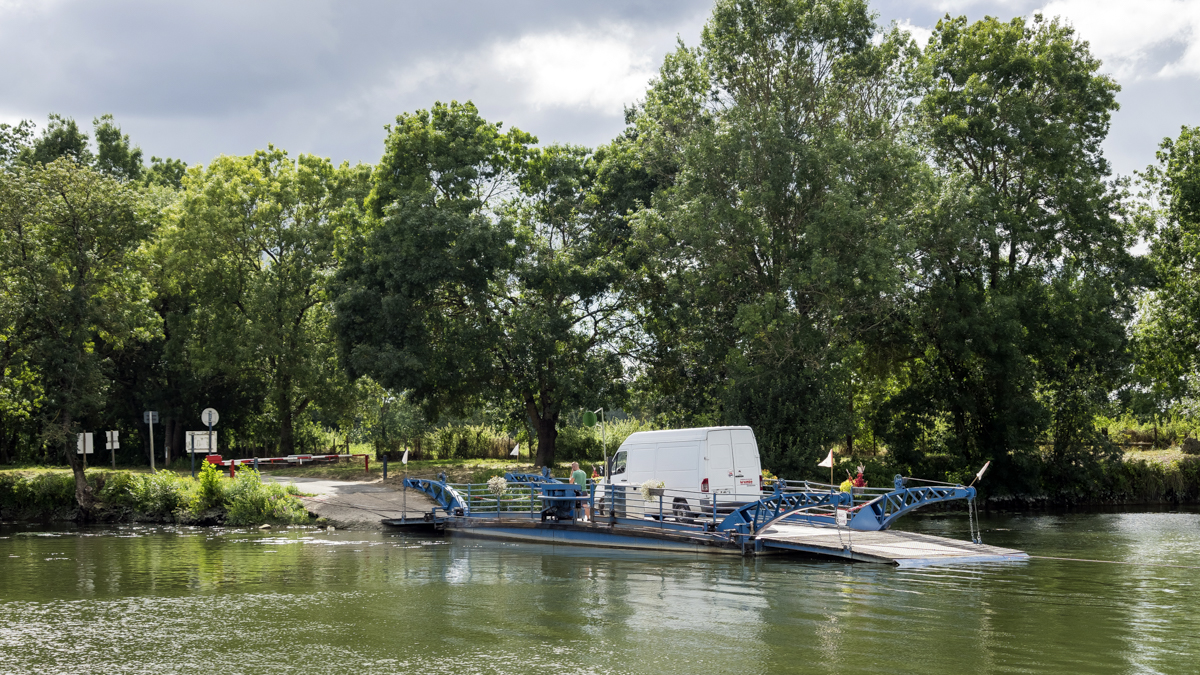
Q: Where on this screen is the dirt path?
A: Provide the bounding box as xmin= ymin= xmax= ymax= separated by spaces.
xmin=265 ymin=476 xmax=438 ymax=529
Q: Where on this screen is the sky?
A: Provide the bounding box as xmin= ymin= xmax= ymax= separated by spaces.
xmin=1 ymin=0 xmax=1198 ymax=179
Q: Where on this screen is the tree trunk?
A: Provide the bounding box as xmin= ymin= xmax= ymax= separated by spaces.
xmin=846 ymin=394 xmax=854 ymax=456
xmin=59 ymin=413 xmax=94 ymax=515
xmin=279 ymin=401 xmax=295 ymax=456
xmin=534 ymin=417 xmax=558 ymax=468
xmin=172 ymin=420 xmax=184 ymax=464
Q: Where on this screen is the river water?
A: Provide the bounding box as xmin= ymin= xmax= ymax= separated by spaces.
xmin=1 ymin=510 xmax=1198 ymax=674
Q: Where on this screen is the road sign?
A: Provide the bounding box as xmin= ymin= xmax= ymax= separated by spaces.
xmin=582 ymin=410 xmax=597 ymax=427
xmin=143 ymin=411 xmax=159 ymax=424
xmin=105 ymin=430 xmax=120 ymax=450
xmin=186 ymin=431 xmax=218 ymax=453
xmin=76 ymin=433 xmax=94 ymax=454
xmin=201 ymin=408 xmax=219 ymax=426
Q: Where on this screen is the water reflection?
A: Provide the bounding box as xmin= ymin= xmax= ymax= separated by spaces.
xmin=1 ymin=512 xmax=1199 ymax=674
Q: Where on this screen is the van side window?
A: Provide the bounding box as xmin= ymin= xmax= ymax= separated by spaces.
xmin=611 ymin=451 xmax=627 ymax=475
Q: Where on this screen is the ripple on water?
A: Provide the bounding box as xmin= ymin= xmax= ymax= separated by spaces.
xmin=1 ymin=513 xmax=1199 ymax=674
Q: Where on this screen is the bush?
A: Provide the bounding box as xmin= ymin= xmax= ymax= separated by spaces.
xmin=223 ymin=468 xmax=309 ymax=525
xmin=555 ymin=417 xmax=660 ymax=462
xmin=0 ymin=471 xmax=77 ymax=517
xmin=412 ymin=424 xmax=513 ymax=460
xmin=194 ymin=460 xmax=224 ymax=511
xmin=127 ymin=471 xmax=194 ymax=516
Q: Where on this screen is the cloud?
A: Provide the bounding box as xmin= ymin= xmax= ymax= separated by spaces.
xmin=364 ymin=26 xmax=663 ymax=117
xmin=489 ymin=29 xmax=658 ymax=113
xmin=895 ymin=19 xmax=934 ymax=46
xmin=1037 ymin=0 xmax=1200 ymax=80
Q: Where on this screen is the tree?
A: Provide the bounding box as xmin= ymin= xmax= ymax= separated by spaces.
xmin=18 ymin=114 xmax=92 ymax=167
xmin=93 ymin=114 xmax=144 ymax=181
xmin=0 ymin=159 xmax=157 ymax=507
xmin=334 ymin=101 xmax=634 ymax=466
xmin=880 ymin=14 xmax=1135 ymax=491
xmin=0 ymin=120 xmax=36 ymax=167
xmin=626 ymin=0 xmax=920 ymax=475
xmin=167 ymin=148 xmax=370 ymax=455
xmin=1133 ymin=126 xmax=1200 ymax=416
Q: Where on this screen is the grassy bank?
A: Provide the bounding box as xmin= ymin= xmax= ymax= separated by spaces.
xmin=0 ymin=462 xmax=310 ymax=525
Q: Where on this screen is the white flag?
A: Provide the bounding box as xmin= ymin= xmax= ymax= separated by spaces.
xmin=510 ymin=444 xmax=520 ymax=457
xmin=401 ymin=449 xmax=409 ymax=465
xmin=817 ymin=449 xmax=834 ymax=468
xmin=975 ymin=461 xmax=990 ymax=481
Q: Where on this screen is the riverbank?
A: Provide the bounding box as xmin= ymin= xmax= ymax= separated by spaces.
xmin=5 ymin=451 xmax=1199 ymax=526
xmin=262 ymin=476 xmax=437 ymax=529
xmin=853 ymin=451 xmax=1200 ymax=509
xmin=0 ymin=462 xmax=310 ymax=525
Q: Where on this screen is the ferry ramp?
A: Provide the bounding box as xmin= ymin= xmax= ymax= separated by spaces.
xmin=757 ymin=521 xmax=1028 ymax=567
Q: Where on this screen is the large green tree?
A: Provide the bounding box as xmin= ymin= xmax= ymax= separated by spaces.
xmin=1133 ymin=126 xmax=1200 ymax=417
xmin=878 ymin=15 xmax=1135 ymax=491
xmin=334 ymin=101 xmax=635 ymax=466
xmin=168 ymin=148 xmax=370 ymax=455
xmin=0 ymin=159 xmax=157 ymax=506
xmin=626 ymin=0 xmax=920 ymax=475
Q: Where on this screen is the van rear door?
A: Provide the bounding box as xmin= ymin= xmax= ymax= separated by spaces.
xmin=705 ymin=430 xmax=735 ymax=497
xmin=731 ymin=429 xmax=761 ymax=498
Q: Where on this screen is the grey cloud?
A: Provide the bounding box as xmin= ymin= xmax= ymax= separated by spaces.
xmin=1 ymin=0 xmax=710 ymax=164
xmin=2 ymin=0 xmax=1196 ymax=179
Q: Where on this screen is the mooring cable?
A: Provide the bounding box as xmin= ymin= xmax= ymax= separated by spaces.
xmin=1027 ymin=555 xmax=1200 ymax=570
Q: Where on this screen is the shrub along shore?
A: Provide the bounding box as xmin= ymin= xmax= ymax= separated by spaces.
xmin=0 ymin=462 xmax=310 ymax=525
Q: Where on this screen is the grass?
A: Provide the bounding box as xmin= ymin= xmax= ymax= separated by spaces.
xmin=0 ymin=463 xmax=311 ymax=525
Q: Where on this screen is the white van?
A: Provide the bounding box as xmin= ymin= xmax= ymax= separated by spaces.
xmin=604 ymin=426 xmax=763 ymax=517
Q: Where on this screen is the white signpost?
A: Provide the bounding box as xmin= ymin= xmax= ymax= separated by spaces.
xmin=77 ymin=432 xmax=94 ymax=470
xmin=106 ymin=430 xmax=119 ymax=468
xmin=185 ymin=431 xmax=219 ymax=453
xmin=143 ymin=411 xmax=158 ymax=471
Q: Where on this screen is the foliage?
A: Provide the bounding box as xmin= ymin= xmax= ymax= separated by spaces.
xmin=334 ymin=101 xmax=633 ymax=466
xmin=487 ymin=475 xmax=508 ymax=497
xmin=414 ymin=423 xmax=513 ymax=460
xmin=1132 ymin=125 xmax=1200 ymax=419
xmin=0 ymin=470 xmax=77 ymax=516
xmin=0 ymin=468 xmax=308 ymax=524
xmin=625 ymin=0 xmax=922 ymax=478
xmin=639 ymin=479 xmax=665 ymax=502
xmin=223 ymin=468 xmax=309 ymax=525
xmin=0 ymin=157 xmax=159 ymax=507
xmin=553 ymin=415 xmax=658 ymax=462
xmin=875 ymin=14 xmax=1134 ymax=492
xmin=195 ymin=460 xmax=224 ymax=511
xmin=0 ymin=2 xmax=1197 ymax=507
xmin=167 ymin=147 xmax=371 ymax=455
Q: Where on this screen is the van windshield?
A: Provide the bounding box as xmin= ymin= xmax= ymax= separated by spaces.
xmin=611 ymin=451 xmax=627 ymax=475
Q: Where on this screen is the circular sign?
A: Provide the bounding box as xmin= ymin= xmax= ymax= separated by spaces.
xmin=582 ymin=410 xmax=597 ymax=427
xmin=201 ymin=408 xmax=220 ymax=426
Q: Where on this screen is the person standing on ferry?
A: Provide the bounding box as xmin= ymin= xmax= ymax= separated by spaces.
xmin=571 ymin=461 xmax=590 ymax=521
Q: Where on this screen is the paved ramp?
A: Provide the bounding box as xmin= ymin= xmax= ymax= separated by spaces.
xmin=265 ymin=476 xmax=437 ymax=529
xmin=758 ymin=522 xmax=1027 ymax=567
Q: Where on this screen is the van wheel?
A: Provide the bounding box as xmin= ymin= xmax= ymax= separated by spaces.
xmin=595 ymin=497 xmax=606 ymax=517
xmin=672 ymin=498 xmax=692 ymax=520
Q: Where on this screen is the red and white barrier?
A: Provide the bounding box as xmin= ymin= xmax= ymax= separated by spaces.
xmin=205 ymin=453 xmax=369 ymax=476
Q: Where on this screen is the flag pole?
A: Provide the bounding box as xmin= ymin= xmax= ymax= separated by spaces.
xmin=401 ymin=447 xmax=409 ymax=522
